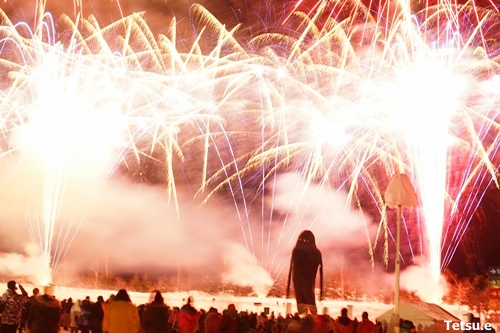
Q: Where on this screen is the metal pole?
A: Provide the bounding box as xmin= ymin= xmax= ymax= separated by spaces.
xmin=393 ymin=204 xmax=401 ymax=333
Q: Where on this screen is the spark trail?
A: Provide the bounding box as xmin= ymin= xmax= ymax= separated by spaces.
xmin=0 ymin=0 xmax=499 ymax=284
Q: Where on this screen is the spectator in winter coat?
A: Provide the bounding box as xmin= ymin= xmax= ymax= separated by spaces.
xmin=357 ymin=312 xmax=376 ymax=333
xmin=0 ymin=281 xmax=29 ymax=333
xmin=177 ymin=296 xmax=202 ymax=333
xmin=314 ymin=313 xmax=333 ymax=333
xmin=61 ymin=297 xmax=73 ymax=330
xmin=29 ymin=284 xmax=63 ymax=333
xmin=301 ymin=315 xmax=316 ymax=333
xmin=219 ymin=304 xmax=239 ymax=333
xmin=90 ymin=295 xmax=105 ymax=333
xmin=332 ymin=308 xmax=355 ymax=333
xmin=102 ymin=294 xmax=115 ymax=318
xmin=70 ymin=300 xmax=82 ymax=333
xmin=79 ymin=298 xmax=92 ymax=333
xmin=169 ymin=307 xmax=180 ymax=332
xmin=273 ymin=316 xmax=286 ymax=333
xmin=141 ymin=291 xmax=169 ymax=333
xmin=203 ymin=307 xmax=221 ymax=333
xmin=25 ymin=288 xmax=40 ymax=332
xmin=103 ymin=289 xmax=141 ymax=333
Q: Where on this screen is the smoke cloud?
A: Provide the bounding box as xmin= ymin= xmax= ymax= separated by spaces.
xmin=265 ymin=173 xmax=379 ymax=271
xmin=0 ymin=148 xmax=250 ymax=284
xmin=0 ymin=244 xmax=52 ymax=285
xmin=400 ymin=260 xmax=449 ymax=302
xmin=222 ymin=242 xmax=274 ymax=296
xmin=0 ymin=146 xmax=376 ymax=291
xmin=0 ymin=144 xmax=438 ymax=299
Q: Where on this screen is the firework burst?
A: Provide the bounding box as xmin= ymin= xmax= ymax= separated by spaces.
xmin=0 ymin=0 xmax=499 ymax=285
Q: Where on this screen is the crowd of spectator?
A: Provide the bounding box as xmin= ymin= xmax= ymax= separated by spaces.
xmin=0 ymin=280 xmax=422 ymax=333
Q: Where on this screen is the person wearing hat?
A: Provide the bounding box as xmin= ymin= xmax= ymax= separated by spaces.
xmin=0 ymin=280 xmax=29 ymax=333
xmin=28 ymin=284 xmax=63 ymax=333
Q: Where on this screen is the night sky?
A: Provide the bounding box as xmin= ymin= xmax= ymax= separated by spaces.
xmin=0 ymin=0 xmax=499 ymax=280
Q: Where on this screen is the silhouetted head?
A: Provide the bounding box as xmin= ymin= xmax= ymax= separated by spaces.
xmin=362 ymin=312 xmax=369 ymax=319
xmin=115 ymin=289 xmax=132 ymax=302
xmin=7 ymin=280 xmax=17 ymax=291
xmin=341 ymin=308 xmax=348 ymax=317
xmin=154 ymin=291 xmax=164 ymax=303
xmin=295 ymin=230 xmax=316 ymax=248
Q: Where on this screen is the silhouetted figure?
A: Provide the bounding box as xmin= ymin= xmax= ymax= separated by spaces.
xmin=219 ymin=304 xmax=238 ymax=333
xmin=90 ymin=295 xmax=105 ymax=333
xmin=203 ymin=307 xmax=220 ymax=333
xmin=141 ymin=291 xmax=169 ymax=333
xmin=70 ymin=300 xmax=82 ymax=333
xmin=29 ymin=284 xmax=63 ymax=333
xmin=400 ymin=320 xmax=416 ymax=333
xmin=0 ymin=281 xmax=29 ymax=333
xmin=103 ymin=289 xmax=140 ymax=333
xmin=332 ymin=308 xmax=355 ymax=333
xmin=178 ymin=296 xmax=202 ymax=333
xmin=79 ymin=298 xmax=92 ymax=333
xmin=357 ymin=312 xmax=376 ymax=333
xmin=286 ymin=230 xmax=323 ymax=315
xmin=61 ymin=297 xmax=73 ymax=330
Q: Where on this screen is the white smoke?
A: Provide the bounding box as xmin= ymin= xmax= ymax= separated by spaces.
xmin=266 ymin=172 xmax=377 ymax=263
xmin=222 ymin=242 xmax=273 ymax=297
xmin=400 ymin=261 xmax=449 ymax=302
xmin=0 ymin=244 xmax=52 ymax=285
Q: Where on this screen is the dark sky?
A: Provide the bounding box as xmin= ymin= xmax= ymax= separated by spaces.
xmin=446 ymin=183 xmax=500 ymax=277
xmin=0 ymin=0 xmax=499 ymax=280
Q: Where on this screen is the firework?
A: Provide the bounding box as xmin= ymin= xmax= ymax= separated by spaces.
xmin=0 ymin=0 xmax=499 ymax=286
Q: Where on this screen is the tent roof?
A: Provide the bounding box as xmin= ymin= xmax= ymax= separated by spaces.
xmin=408 ymin=302 xmax=459 ymax=322
xmin=376 ymin=302 xmax=460 ymax=323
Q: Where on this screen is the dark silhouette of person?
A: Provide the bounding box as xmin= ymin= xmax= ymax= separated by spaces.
xmin=28 ymin=284 xmax=63 ymax=333
xmin=89 ymin=296 xmax=105 ymax=333
xmin=333 ymin=308 xmax=355 ymax=333
xmin=286 ymin=230 xmax=323 ymax=315
xmin=141 ymin=291 xmax=169 ymax=333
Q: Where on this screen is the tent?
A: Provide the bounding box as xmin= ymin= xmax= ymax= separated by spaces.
xmin=376 ymin=302 xmax=460 ymax=333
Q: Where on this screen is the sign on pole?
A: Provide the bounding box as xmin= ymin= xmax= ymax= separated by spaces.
xmin=384 ymin=173 xmax=417 ymax=333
